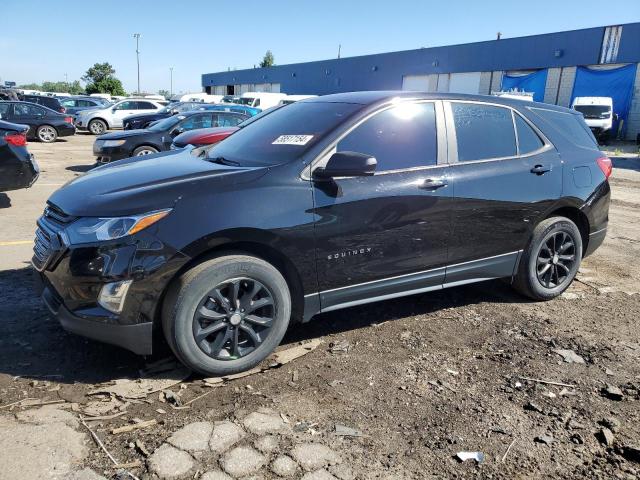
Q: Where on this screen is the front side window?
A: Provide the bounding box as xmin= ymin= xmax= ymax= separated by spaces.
xmin=452 ymin=103 xmax=516 ymax=161
xmin=215 ymin=114 xmax=246 ymax=127
xmin=179 ymin=114 xmax=212 ymax=130
xmin=61 ymin=99 xmax=76 ymax=107
xmin=515 ymin=114 xmax=544 ymax=154
xmin=336 ymin=102 xmax=438 ymax=171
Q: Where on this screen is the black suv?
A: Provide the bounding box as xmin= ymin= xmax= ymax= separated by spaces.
xmin=22 ymin=95 xmax=66 ymax=113
xmin=33 ymin=92 xmax=611 ymax=376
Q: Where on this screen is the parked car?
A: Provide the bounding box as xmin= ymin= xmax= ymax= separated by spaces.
xmin=123 ymin=102 xmax=206 ymax=130
xmin=0 ymin=119 xmax=39 ymax=192
xmin=33 ymin=92 xmax=611 ymax=376
xmin=0 ymin=101 xmax=75 ymax=142
xmin=201 ymin=104 xmax=261 ymax=117
xmin=238 ymin=91 xmax=287 ymax=109
xmin=179 ymin=93 xmax=223 ymax=103
xmin=93 ymin=110 xmax=249 ymax=162
xmin=221 ymin=95 xmax=241 ymax=104
xmin=75 ymin=99 xmax=164 ymax=134
xmin=60 ymin=96 xmax=111 ymax=116
xmin=21 ymin=94 xmax=66 ymax=113
xmin=171 ymin=105 xmax=282 ymax=149
xmin=572 ymin=96 xmax=615 ymax=142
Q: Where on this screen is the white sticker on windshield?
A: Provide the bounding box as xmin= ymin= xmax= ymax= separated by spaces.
xmin=272 ymin=134 xmax=314 ymax=145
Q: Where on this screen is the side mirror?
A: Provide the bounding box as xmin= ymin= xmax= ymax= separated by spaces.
xmin=171 ymin=127 xmax=184 ymax=137
xmin=112 ymin=107 xmax=117 ymax=113
xmin=313 ymin=151 xmax=377 ymax=179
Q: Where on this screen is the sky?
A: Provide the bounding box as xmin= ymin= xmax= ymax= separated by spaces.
xmin=1 ymin=0 xmax=638 ymax=94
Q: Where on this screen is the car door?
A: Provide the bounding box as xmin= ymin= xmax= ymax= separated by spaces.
xmin=111 ymin=101 xmax=139 ymax=127
xmin=311 ymin=101 xmax=452 ymax=311
xmin=443 ymin=101 xmax=563 ymax=284
xmin=12 ymin=103 xmax=46 ymax=138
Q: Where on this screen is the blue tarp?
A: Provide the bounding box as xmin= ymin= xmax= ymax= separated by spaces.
xmin=501 ymin=69 xmax=548 ymax=102
xmin=571 ymin=64 xmax=638 ymax=137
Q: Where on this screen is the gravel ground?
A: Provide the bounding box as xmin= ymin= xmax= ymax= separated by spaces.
xmin=0 ymin=134 xmax=639 ymax=479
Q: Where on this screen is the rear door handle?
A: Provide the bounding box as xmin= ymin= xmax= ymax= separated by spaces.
xmin=531 ymin=164 xmax=551 ymax=175
xmin=419 ymin=178 xmax=448 ymax=190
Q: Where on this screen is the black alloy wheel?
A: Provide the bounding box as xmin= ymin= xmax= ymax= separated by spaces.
xmin=192 ymin=277 xmax=274 ymax=360
xmin=535 ymin=230 xmax=577 ymax=289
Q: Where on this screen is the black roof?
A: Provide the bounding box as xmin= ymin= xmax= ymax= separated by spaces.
xmin=305 ymin=90 xmax=573 ymax=113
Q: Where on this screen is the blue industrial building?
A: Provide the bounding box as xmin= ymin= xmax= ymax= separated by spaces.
xmin=203 ymin=23 xmax=640 ymax=140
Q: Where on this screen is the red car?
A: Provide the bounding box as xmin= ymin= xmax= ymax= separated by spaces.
xmin=171 ymin=126 xmax=239 ymax=149
xmin=170 ymin=105 xmax=284 ymax=149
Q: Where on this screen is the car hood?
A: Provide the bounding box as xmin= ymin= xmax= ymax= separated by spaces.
xmin=174 ymin=126 xmax=239 ymax=145
xmin=48 ymin=149 xmax=267 ymax=217
xmin=97 ymin=129 xmax=155 ymax=140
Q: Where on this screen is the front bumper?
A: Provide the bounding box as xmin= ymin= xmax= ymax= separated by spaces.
xmin=93 ymin=144 xmax=131 ymax=163
xmin=32 ymin=212 xmax=189 ymax=356
xmin=40 ymin=281 xmax=153 ymax=355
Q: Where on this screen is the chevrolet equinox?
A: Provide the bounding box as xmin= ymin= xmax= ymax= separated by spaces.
xmin=33 ymin=92 xmax=611 ymax=376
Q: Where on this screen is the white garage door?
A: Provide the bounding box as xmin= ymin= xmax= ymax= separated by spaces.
xmin=402 ymin=75 xmax=430 ymax=91
xmin=448 ymin=72 xmax=482 ymax=94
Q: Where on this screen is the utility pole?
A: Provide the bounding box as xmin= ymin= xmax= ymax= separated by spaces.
xmin=64 ymin=73 xmax=68 ymax=89
xmin=133 ymin=33 xmax=141 ymax=94
xmin=170 ymin=67 xmax=173 ymax=97
xmin=338 ymin=44 xmax=341 ymax=59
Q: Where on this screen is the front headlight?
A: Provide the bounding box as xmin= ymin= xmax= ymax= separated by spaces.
xmin=66 ymin=209 xmax=171 ymax=244
xmin=102 ymin=139 xmax=126 ymax=147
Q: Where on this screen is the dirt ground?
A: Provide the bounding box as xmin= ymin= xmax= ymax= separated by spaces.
xmin=0 ymin=134 xmax=639 ymax=479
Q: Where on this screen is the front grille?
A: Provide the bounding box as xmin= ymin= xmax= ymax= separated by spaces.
xmin=32 ymin=203 xmax=75 ymax=271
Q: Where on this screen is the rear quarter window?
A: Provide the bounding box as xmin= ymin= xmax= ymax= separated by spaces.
xmin=528 ymin=107 xmax=597 ymax=149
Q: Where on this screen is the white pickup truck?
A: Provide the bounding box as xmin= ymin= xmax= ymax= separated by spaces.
xmin=75 ymin=99 xmax=165 ymax=134
xmin=571 ymin=97 xmax=616 ymax=142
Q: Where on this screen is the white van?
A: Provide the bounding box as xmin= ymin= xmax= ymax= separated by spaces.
xmin=572 ymin=97 xmax=615 ymax=141
xmin=239 ymin=92 xmax=287 ymax=109
xmin=180 ymin=93 xmax=223 ymax=104
xmin=278 ymin=94 xmax=318 ymax=105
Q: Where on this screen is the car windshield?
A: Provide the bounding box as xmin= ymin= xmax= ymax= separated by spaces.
xmin=205 ymin=101 xmax=362 ymax=167
xmin=148 ymin=115 xmax=183 ymax=131
xmin=574 ymin=105 xmax=611 ymax=118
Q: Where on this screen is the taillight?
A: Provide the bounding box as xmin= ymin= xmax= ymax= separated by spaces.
xmin=596 ymin=156 xmax=612 ymax=179
xmin=4 ymin=133 xmax=27 ymax=147
xmin=64 ymin=116 xmax=73 ymax=124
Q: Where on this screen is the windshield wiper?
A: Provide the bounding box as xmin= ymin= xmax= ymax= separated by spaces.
xmin=208 ymin=156 xmax=241 ymax=167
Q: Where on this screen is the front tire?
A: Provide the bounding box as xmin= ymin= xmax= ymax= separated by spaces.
xmin=162 ymin=255 xmax=291 ymax=376
xmin=37 ymin=125 xmax=57 ymax=143
xmin=88 ymin=119 xmax=107 ymax=135
xmin=513 ymin=217 xmax=582 ymax=300
xmin=132 ymin=146 xmax=159 ymax=156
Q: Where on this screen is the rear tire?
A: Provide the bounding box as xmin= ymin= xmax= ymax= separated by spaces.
xmin=88 ymin=119 xmax=107 ymax=135
xmin=36 ymin=125 xmax=57 ymax=143
xmin=513 ymin=216 xmax=582 ymax=300
xmin=162 ymin=254 xmax=291 ymax=376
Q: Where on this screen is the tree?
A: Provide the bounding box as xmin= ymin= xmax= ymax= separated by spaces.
xmin=18 ymin=80 xmax=84 ymax=94
xmin=82 ymin=62 xmax=126 ymax=96
xmin=158 ymin=89 xmax=170 ymax=99
xmin=260 ymin=50 xmax=275 ymax=68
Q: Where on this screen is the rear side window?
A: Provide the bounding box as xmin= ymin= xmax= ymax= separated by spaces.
xmin=337 ymin=102 xmax=438 ymax=171
xmin=529 ymin=108 xmax=597 ymax=148
xmin=0 ymin=103 xmax=11 ymax=117
xmin=514 ymin=114 xmax=544 ymax=154
xmin=452 ymin=103 xmax=516 ymax=161
xmin=135 ymin=101 xmax=157 ymax=110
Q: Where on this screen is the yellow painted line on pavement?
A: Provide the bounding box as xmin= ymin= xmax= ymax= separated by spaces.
xmin=0 ymin=240 xmax=33 ymax=246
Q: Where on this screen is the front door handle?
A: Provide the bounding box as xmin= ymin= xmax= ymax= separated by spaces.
xmin=531 ymin=164 xmax=551 ymax=175
xmin=419 ymin=178 xmax=448 ymax=190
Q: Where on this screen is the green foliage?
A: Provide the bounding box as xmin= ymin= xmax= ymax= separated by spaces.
xmin=18 ymin=80 xmax=84 ymax=95
xmin=85 ymin=77 xmax=126 ymax=96
xmin=158 ymin=89 xmax=170 ymax=99
xmin=82 ymin=62 xmax=126 ymax=96
xmin=260 ymin=50 xmax=275 ymax=68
